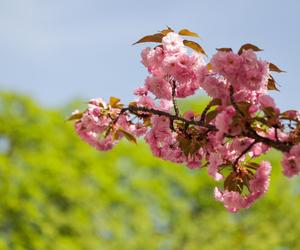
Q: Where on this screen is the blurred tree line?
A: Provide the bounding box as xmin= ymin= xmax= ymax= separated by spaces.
xmin=0 ymin=92 xmax=300 ymax=250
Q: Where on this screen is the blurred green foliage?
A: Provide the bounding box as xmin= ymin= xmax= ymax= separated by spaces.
xmin=0 ymin=92 xmax=300 ymax=250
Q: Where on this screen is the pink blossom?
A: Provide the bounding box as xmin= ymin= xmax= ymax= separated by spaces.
xmin=282 ymin=110 xmax=300 ymax=121
xmin=136 ymin=96 xmax=155 ymax=109
xmin=200 ymin=75 xmax=228 ymax=100
xmin=183 ymin=110 xmax=196 ymax=121
xmin=238 ymin=50 xmax=269 ymax=92
xmin=75 ymin=123 xmax=115 ymax=151
xmin=134 ymin=87 xmax=148 ymax=96
xmin=158 ymin=99 xmax=173 ymax=112
xmin=215 ymin=106 xmax=236 ymax=134
xmin=145 ymin=76 xmax=172 ymax=100
xmin=249 ymin=161 xmax=271 ymax=194
xmin=250 ymin=142 xmax=270 ymax=157
xmin=282 ymin=144 xmax=300 ymax=177
xmin=162 ymin=32 xmax=185 ymax=54
xmin=214 ymin=188 xmax=246 ymax=213
xmin=141 ymin=46 xmax=165 ymax=75
xmin=208 ymin=153 xmax=224 ymax=181
xmin=267 ymin=128 xmax=288 ymax=142
xmin=211 ymin=51 xmax=242 ymax=81
xmin=258 ymin=95 xmax=276 ymax=109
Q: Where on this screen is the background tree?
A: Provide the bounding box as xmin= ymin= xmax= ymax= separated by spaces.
xmin=1 ymin=92 xmax=300 ymax=250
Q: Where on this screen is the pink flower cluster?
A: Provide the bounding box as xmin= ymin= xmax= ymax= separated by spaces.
xmin=75 ymin=99 xmax=147 ymax=151
xmin=201 ymin=52 xmax=273 ymax=115
xmin=214 ymin=161 xmax=271 ymax=212
xmin=140 ymin=32 xmax=205 ymax=99
xmin=282 ymin=144 xmax=300 ymax=177
xmin=72 ymin=29 xmax=300 ymax=212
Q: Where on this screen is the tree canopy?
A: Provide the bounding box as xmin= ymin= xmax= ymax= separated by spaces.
xmin=0 ymin=92 xmax=300 ymax=249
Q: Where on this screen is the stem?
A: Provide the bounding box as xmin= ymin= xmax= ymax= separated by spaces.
xmin=229 ymin=85 xmax=244 ymax=117
xmin=171 ymin=79 xmax=179 ymax=116
xmin=233 ymin=140 xmax=257 ymax=170
xmin=200 ymin=102 xmax=212 ymax=124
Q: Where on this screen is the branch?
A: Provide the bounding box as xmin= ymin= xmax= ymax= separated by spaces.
xmin=120 ymin=105 xmax=292 ymax=153
xmin=171 ymin=79 xmax=179 ymax=116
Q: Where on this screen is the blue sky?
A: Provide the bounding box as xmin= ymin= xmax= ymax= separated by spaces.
xmin=0 ymin=0 xmax=299 ymax=110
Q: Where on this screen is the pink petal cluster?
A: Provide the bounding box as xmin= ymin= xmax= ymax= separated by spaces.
xmin=75 ymin=99 xmax=148 ymax=151
xmin=208 ymin=49 xmax=270 ymax=106
xmin=215 ymin=161 xmax=271 ymax=212
xmin=208 ymin=153 xmax=223 ymax=181
xmin=215 ymin=106 xmax=238 ymax=136
xmin=140 ymin=32 xmax=206 ymax=100
xmin=145 ymin=115 xmax=203 ymax=167
xmin=282 ymin=144 xmax=300 ymax=177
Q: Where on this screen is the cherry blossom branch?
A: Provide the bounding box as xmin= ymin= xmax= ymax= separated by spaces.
xmin=121 ymin=105 xmax=292 ymax=152
xmin=71 ymin=28 xmax=300 ymax=213
xmin=122 ymin=105 xmax=216 ymax=131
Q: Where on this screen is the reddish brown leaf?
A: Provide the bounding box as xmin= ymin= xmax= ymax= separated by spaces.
xmin=216 ymin=48 xmax=233 ymax=52
xmin=280 ymin=110 xmax=299 ymax=121
xmin=269 ymin=62 xmax=285 ymax=73
xmin=160 ymin=27 xmax=174 ymax=36
xmin=224 ymin=172 xmax=243 ymax=193
xmin=236 ymin=102 xmax=251 ymax=116
xmin=183 ymin=40 xmax=207 ymax=55
xmin=267 ymin=75 xmax=279 ymax=91
xmin=109 ymin=96 xmax=121 ymax=107
xmin=205 ymin=110 xmax=218 ymax=125
xmin=178 ymin=29 xmax=200 ymax=38
xmin=207 ymin=63 xmax=212 ymax=71
xmin=209 ymin=98 xmax=222 ymax=107
xmin=133 ymin=33 xmax=164 ymax=45
xmin=238 ymin=43 xmax=263 ymax=55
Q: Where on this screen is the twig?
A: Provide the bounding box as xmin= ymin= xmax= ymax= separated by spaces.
xmin=229 ymin=85 xmax=244 ymax=117
xmin=233 ymin=140 xmax=257 ymax=170
xmin=171 ymin=79 xmax=179 ymax=116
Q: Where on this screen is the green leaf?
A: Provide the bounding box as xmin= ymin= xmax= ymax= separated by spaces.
xmin=238 ymin=43 xmax=263 ymax=55
xmin=183 ymin=40 xmax=207 ymax=55
xmin=178 ymin=29 xmax=200 ymax=38
xmin=133 ymin=33 xmax=164 ymax=45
